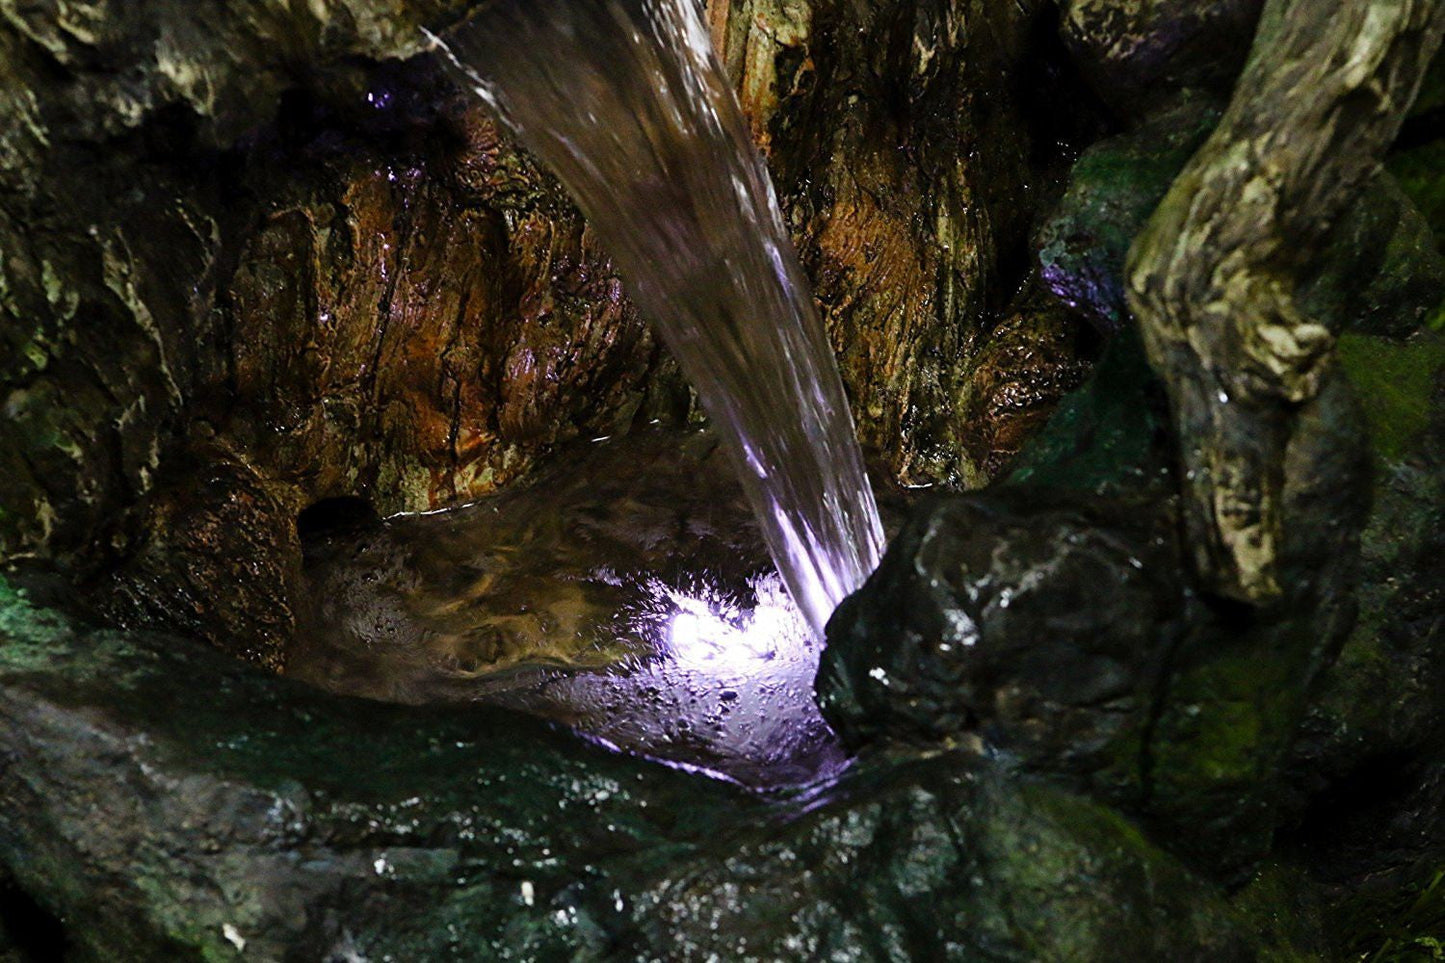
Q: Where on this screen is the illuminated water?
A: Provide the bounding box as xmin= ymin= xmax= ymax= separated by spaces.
xmin=427 ymin=0 xmax=885 ymax=634
xmin=291 ymin=431 xmax=852 ymax=787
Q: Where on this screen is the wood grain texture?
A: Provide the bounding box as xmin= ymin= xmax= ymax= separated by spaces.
xmin=1126 ymin=0 xmax=1445 ymax=601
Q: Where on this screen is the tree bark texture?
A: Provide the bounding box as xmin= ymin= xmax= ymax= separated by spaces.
xmin=0 ymin=0 xmax=1102 ymax=663
xmin=1126 ymin=0 xmax=1445 ymax=602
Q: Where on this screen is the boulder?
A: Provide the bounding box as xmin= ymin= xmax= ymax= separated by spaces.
xmin=0 ymin=575 xmax=1259 ymax=960
xmin=1058 ymin=0 xmax=1265 ymax=119
xmin=819 ymin=330 xmax=1371 ymax=875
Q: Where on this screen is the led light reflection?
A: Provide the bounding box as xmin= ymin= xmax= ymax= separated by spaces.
xmin=643 ymin=576 xmax=809 ymax=675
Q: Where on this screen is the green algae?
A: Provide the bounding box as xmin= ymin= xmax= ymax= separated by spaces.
xmin=1337 ymin=332 xmax=1445 ymax=462
xmin=1006 ymin=329 xmax=1171 ymax=498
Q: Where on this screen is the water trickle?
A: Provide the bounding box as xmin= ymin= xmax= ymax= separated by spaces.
xmin=428 ymin=0 xmax=884 ymax=633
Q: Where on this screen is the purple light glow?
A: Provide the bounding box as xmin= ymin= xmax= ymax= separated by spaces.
xmin=515 ymin=573 xmax=845 ymax=787
xmin=655 ymin=577 xmax=805 ymax=674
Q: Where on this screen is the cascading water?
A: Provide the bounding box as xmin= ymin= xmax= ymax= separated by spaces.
xmin=427 ymin=0 xmax=885 ymax=635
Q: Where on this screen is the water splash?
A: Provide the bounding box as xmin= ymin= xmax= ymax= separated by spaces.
xmin=291 ymin=430 xmax=852 ymax=786
xmin=427 ymin=0 xmax=885 ymax=634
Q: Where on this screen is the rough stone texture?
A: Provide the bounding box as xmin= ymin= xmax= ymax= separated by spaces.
xmin=217 ymin=100 xmax=684 ymax=521
xmin=0 ymin=0 xmax=474 ymax=569
xmin=819 ymin=328 xmax=1371 ymax=875
xmin=1126 ymin=0 xmax=1445 ymax=602
xmin=0 ymin=575 xmax=1258 ymax=961
xmin=1241 ymin=333 xmax=1445 ymax=962
xmin=1037 ymin=103 xmax=1219 ymax=335
xmin=89 ymin=452 xmax=304 ymax=670
xmin=1059 ymin=0 xmax=1265 ymax=118
xmin=954 ymin=279 xmax=1099 ymax=481
xmin=0 ymin=1 xmax=706 ymax=667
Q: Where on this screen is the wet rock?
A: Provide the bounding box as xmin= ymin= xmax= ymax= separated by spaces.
xmin=1037 ymin=103 xmax=1219 ymax=335
xmin=817 ymin=489 xmax=1178 ymax=787
xmin=0 ymin=576 xmax=739 ymax=960
xmin=1 ymin=9 xmax=693 ymax=662
xmin=0 ymin=0 xmax=478 ymax=569
xmin=1059 ymin=0 xmax=1265 ymax=119
xmin=819 ymin=331 xmax=1371 ymax=875
xmin=634 ymin=761 xmax=1254 ymax=962
xmin=219 ymin=100 xmax=682 ymax=521
xmin=954 ymin=278 xmax=1100 ymax=483
xmin=1004 ymin=330 xmax=1175 ymax=500
xmin=0 ymin=576 xmax=1259 ymax=960
xmin=4 ymin=0 xmax=1102 ymax=663
xmin=86 ymin=452 xmax=302 ymax=671
xmin=718 ymin=0 xmax=1108 ymax=486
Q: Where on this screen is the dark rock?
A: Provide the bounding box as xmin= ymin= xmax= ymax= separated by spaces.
xmin=1006 ymin=330 xmax=1176 ymax=500
xmin=955 ymin=278 xmax=1100 ymax=484
xmin=819 ymin=330 xmax=1371 ymax=875
xmin=1058 ymin=0 xmax=1265 ymax=119
xmin=87 ymin=453 xmax=302 ymax=671
xmin=724 ymin=0 xmax=1106 ymax=487
xmin=1037 ymin=103 xmax=1219 ymax=335
xmin=1289 ymin=332 xmax=1445 ymax=801
xmin=0 ymin=577 xmax=1260 ymax=960
xmin=0 ymin=0 xmax=477 ymax=570
xmin=1299 ymin=177 xmax=1445 ymax=340
xmin=817 ymin=489 xmax=1179 ymax=790
xmin=633 ymin=760 xmax=1254 ymax=962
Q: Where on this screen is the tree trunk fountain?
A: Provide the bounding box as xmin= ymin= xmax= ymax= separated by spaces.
xmin=1 ymin=0 xmax=1444 ymax=959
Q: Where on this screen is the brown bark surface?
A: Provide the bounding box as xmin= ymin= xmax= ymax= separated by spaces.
xmin=1127 ymin=0 xmax=1445 ymax=601
xmin=1 ymin=0 xmax=1101 ymax=662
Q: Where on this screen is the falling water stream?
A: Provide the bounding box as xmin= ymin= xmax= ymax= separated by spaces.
xmin=427 ymin=0 xmax=885 ymax=635
xmin=289 ymin=0 xmax=894 ymax=788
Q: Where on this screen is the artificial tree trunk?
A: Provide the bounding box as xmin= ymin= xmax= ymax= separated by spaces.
xmin=0 ymin=0 xmax=1099 ymax=666
xmin=1126 ymin=0 xmax=1445 ymax=602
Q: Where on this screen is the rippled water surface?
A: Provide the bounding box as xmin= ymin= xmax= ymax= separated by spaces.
xmin=292 ymin=431 xmax=859 ymax=788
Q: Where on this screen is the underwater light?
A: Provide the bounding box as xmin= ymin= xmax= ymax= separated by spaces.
xmin=652 ymin=578 xmax=803 ymax=673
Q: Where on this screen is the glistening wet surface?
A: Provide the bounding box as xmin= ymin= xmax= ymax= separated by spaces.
xmin=431 ymin=0 xmax=886 ymax=636
xmin=289 ymin=430 xmax=852 ymax=789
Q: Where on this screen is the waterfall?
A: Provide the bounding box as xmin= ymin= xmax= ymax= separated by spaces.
xmin=428 ymin=0 xmax=884 ymax=635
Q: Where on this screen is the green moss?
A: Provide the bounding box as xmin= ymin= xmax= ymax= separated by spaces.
xmin=1336 ymin=332 xmax=1445 ymax=462
xmin=1232 ymin=861 xmax=1330 ymax=962
xmin=1153 ymin=652 xmax=1292 ymax=791
xmin=1036 ymin=106 xmax=1219 ymax=329
xmin=1389 ymin=141 xmax=1445 ymax=242
xmin=1006 ymin=330 xmax=1171 ymax=498
xmin=0 ymin=575 xmax=69 ymax=652
xmin=1335 ymin=867 xmax=1445 ymax=962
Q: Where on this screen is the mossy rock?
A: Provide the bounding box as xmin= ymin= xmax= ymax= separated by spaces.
xmin=1037 ymin=103 xmax=1219 ymax=334
xmin=1038 ymin=110 xmax=1444 ymax=343
xmin=1290 ymin=331 xmax=1445 ymax=799
xmin=0 ymin=573 xmax=1269 ymax=959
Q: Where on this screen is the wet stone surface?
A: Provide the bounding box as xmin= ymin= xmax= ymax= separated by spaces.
xmin=0 ymin=572 xmax=1259 ymax=961
xmin=290 ymin=429 xmax=885 ymax=789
